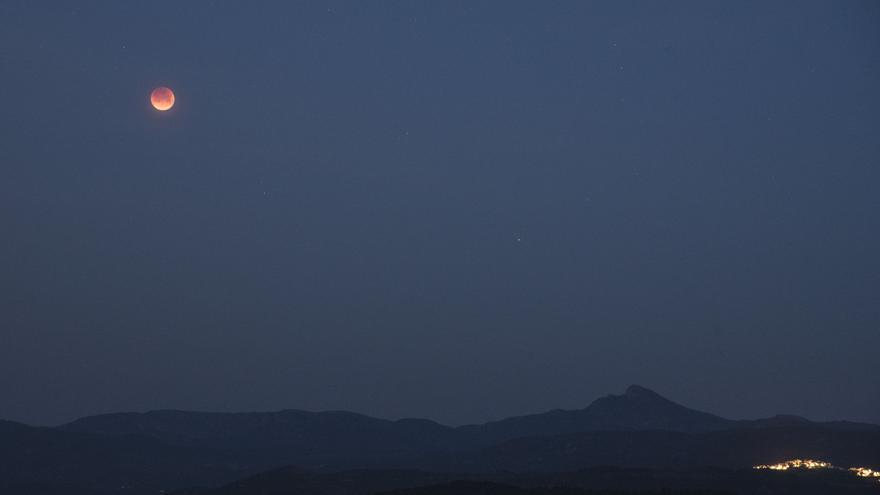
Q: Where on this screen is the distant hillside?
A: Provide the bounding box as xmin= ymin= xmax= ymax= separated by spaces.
xmin=61 ymin=409 xmax=457 ymax=468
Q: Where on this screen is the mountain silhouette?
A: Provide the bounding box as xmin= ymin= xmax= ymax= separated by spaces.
xmin=57 ymin=384 xmax=879 ymax=467
xmin=457 ymin=385 xmax=735 ymax=447
xmin=5 ymin=385 xmax=879 ymax=495
xmin=59 ymin=385 xmax=738 ymax=455
xmin=62 ymin=409 xmax=452 ymax=448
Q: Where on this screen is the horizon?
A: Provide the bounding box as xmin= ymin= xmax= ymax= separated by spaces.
xmin=13 ymin=383 xmax=878 ymax=429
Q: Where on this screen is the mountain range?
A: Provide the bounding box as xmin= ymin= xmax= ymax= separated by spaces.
xmin=3 ymin=385 xmax=878 ymax=494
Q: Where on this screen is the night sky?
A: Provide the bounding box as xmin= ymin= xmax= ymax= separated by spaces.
xmin=2 ymin=1 xmax=878 ymax=427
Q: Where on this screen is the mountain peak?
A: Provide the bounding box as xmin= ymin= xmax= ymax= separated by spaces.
xmin=623 ymin=384 xmax=663 ymax=399
xmin=574 ymin=385 xmax=735 ymax=433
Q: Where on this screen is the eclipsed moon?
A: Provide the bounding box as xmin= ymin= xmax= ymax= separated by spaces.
xmin=150 ymin=87 xmax=175 ymax=111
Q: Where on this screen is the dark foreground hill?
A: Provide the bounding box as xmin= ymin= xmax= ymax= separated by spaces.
xmin=0 ymin=419 xmax=246 ymax=494
xmin=377 ymin=475 xmax=878 ymax=495
xmin=378 ymin=481 xmax=729 ymax=495
xmin=453 ymin=427 xmax=880 ymax=472
xmin=175 ymin=466 xmax=880 ymax=495
xmin=3 ymin=385 xmax=879 ymax=494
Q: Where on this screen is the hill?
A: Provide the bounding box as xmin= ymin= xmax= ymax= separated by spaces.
xmin=177 ymin=466 xmax=880 ymax=495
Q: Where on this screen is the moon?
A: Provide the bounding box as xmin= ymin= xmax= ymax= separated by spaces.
xmin=150 ymin=87 xmax=175 ymax=111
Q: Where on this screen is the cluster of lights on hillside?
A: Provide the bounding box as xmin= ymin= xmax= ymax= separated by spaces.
xmin=753 ymin=459 xmax=880 ymax=483
xmin=754 ymin=459 xmax=831 ymax=470
xmin=850 ymin=467 xmax=880 ymax=480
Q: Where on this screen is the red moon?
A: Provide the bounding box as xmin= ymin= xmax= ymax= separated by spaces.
xmin=150 ymin=87 xmax=175 ymax=111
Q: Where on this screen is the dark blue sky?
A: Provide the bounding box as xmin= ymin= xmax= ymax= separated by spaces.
xmin=1 ymin=1 xmax=878 ymax=426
